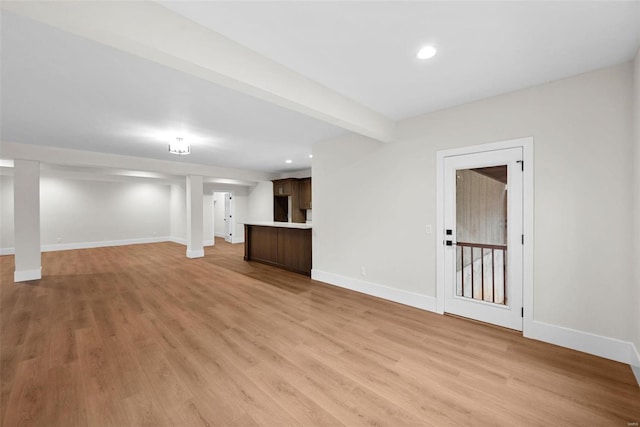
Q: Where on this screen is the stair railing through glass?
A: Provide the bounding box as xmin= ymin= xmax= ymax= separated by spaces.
xmin=456 ymin=242 xmax=507 ymax=305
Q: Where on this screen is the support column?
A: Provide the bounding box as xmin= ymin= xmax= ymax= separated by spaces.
xmin=13 ymin=159 xmax=41 ymax=282
xmin=186 ymin=175 xmax=204 ymax=258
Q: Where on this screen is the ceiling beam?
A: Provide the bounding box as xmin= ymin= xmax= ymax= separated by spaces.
xmin=2 ymin=0 xmax=396 ymax=143
xmin=0 ymin=142 xmax=277 ymax=184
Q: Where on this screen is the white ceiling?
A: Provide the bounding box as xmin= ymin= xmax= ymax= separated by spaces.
xmin=161 ymin=1 xmax=640 ymax=120
xmin=0 ymin=11 xmax=345 ymax=174
xmin=1 ymin=1 xmax=639 ymax=177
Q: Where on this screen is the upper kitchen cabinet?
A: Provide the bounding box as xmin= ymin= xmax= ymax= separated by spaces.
xmin=299 ymin=178 xmax=312 ymax=209
xmin=273 ymin=179 xmax=293 ymax=196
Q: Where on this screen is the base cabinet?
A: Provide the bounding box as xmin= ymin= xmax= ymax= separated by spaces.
xmin=244 ymin=225 xmax=312 ymax=275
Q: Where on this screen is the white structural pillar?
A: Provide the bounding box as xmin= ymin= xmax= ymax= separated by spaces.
xmin=13 ymin=159 xmax=42 ymax=282
xmin=186 ymin=175 xmax=204 ymax=258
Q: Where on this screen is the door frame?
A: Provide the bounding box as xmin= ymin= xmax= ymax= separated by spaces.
xmin=224 ymin=192 xmax=233 ymax=243
xmin=436 ymin=137 xmax=534 ymax=333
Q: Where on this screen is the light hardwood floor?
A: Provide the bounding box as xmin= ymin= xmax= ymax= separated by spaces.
xmin=1 ymin=239 xmax=639 ymax=426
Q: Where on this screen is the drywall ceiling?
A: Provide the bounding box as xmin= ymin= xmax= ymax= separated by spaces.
xmin=0 ymin=10 xmax=346 ymax=174
xmin=1 ymin=1 xmax=639 ymax=176
xmin=161 ymin=1 xmax=640 ymax=120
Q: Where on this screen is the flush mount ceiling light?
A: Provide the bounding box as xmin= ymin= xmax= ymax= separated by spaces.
xmin=285 ymin=159 xmax=293 ymax=164
xmin=416 ymin=45 xmax=437 ymax=60
xmin=169 ymin=137 xmax=190 ymax=155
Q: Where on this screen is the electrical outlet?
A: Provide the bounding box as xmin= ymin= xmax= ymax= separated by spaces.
xmin=360 ymin=266 xmax=366 ymax=276
xmin=425 ymin=224 xmax=432 ymax=234
xmin=57 ymin=237 xmax=62 ymax=243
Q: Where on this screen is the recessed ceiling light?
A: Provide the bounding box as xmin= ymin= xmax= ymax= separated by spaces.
xmin=308 ymin=154 xmax=313 ymax=159
xmin=285 ymin=159 xmax=292 ymax=164
xmin=416 ymin=45 xmax=437 ymax=60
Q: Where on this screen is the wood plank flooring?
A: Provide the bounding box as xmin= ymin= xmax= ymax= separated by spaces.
xmin=1 ymin=239 xmax=639 ymax=426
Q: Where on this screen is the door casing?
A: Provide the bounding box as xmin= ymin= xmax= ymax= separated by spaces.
xmin=436 ymin=137 xmax=534 ymax=333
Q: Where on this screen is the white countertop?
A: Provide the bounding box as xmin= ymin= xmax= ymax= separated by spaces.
xmin=242 ymin=221 xmax=312 ymax=229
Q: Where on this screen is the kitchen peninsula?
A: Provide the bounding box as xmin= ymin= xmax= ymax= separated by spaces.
xmin=243 ymin=222 xmax=312 ymax=276
xmin=244 ymin=177 xmax=313 ymax=275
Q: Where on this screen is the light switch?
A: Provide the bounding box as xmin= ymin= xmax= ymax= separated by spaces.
xmin=425 ymin=224 xmax=432 ymax=234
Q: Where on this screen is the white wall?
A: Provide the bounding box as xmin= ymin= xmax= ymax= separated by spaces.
xmin=203 ymin=192 xmax=213 ymax=246
xmin=232 ymin=192 xmax=247 ymax=243
xmin=278 ymin=169 xmax=312 ymax=179
xmin=1 ymin=177 xmax=234 ymax=251
xmin=246 ymin=181 xmax=274 ymax=223
xmin=170 ymin=183 xmax=186 ymax=242
xmin=1 ymin=175 xmax=171 ymax=252
xmin=0 ymin=175 xmax=14 ymax=250
xmin=314 ymin=62 xmax=634 ymax=344
xmin=633 ymin=48 xmax=640 ymax=361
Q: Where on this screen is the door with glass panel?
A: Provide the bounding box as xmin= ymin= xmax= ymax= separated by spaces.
xmin=443 ymin=147 xmax=523 ymax=330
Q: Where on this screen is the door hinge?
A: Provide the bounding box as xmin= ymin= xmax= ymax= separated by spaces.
xmin=517 ymin=160 xmax=524 ymax=171
xmin=521 ymin=307 xmax=524 ymax=318
xmin=521 ymin=234 xmax=524 ymax=245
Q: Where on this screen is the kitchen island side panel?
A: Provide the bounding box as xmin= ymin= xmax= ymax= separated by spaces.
xmin=244 ymin=224 xmax=312 ymax=275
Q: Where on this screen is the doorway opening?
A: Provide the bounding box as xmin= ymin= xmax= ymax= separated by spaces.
xmin=213 ymin=192 xmax=233 ymax=243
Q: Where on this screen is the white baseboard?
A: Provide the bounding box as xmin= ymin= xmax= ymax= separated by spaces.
xmin=631 ymin=344 xmax=640 ymax=387
xmin=311 ymin=269 xmax=437 ymax=313
xmin=632 ymin=365 xmax=640 ymax=387
xmin=0 ymin=237 xmax=217 ymax=254
xmin=169 ymin=238 xmax=214 ymax=247
xmin=14 ymin=267 xmax=42 ymax=282
xmin=42 ymin=236 xmax=172 ymax=252
xmin=1 ymin=237 xmax=172 ymax=255
xmin=186 ymin=249 xmax=205 ymax=258
xmin=526 ymin=320 xmax=639 ymax=378
xmin=214 ymin=232 xmax=226 ymax=238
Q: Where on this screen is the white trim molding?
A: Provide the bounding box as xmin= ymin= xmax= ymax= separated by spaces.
xmin=2 ymin=236 xmax=172 ymax=255
xmin=42 ymin=236 xmax=170 ymax=252
xmin=632 ymin=364 xmax=640 ymax=387
xmin=527 ymin=321 xmax=640 ymax=376
xmin=14 ymin=267 xmax=42 ymax=282
xmin=629 ymin=343 xmax=640 ymax=387
xmin=312 ymin=269 xmax=437 ymax=313
xmin=436 ymin=137 xmax=534 ymax=329
xmin=186 ymin=249 xmax=205 ymax=258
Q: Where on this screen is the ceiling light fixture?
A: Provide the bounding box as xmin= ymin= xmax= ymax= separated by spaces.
xmin=169 ymin=137 xmax=190 ymax=155
xmin=416 ymin=45 xmax=437 ymax=60
xmin=285 ymin=159 xmax=293 ymax=164
xmin=309 ymin=154 xmax=313 ymax=159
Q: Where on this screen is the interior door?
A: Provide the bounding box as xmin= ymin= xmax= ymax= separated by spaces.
xmin=224 ymin=193 xmax=232 ymax=243
xmin=443 ymin=147 xmax=523 ymax=330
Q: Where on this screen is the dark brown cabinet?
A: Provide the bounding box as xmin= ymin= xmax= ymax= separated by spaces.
xmin=273 ymin=179 xmax=292 ymax=196
xmin=299 ymin=178 xmax=311 ymax=209
xmin=244 ymin=224 xmax=312 ymax=275
xmin=272 ymin=178 xmax=308 ymax=223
